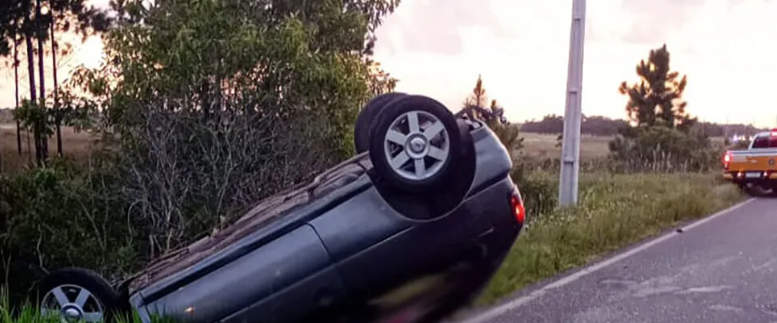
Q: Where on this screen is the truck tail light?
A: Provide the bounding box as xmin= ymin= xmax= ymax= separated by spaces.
xmin=509 ymin=190 xmax=525 ymax=225
xmin=723 ymin=152 xmax=731 ymax=170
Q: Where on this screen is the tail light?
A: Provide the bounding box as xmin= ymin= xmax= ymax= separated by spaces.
xmin=771 ymin=128 xmax=777 ymax=137
xmin=723 ymin=152 xmax=731 ymax=170
xmin=509 ymin=189 xmax=525 ymax=225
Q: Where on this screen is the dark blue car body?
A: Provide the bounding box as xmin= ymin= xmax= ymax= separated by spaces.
xmin=118 ymin=118 xmax=523 ymax=323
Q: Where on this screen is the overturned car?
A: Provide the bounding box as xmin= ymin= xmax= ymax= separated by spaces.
xmin=34 ymin=93 xmax=525 ymax=323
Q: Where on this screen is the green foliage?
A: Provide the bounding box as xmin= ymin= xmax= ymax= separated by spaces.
xmin=609 ymin=125 xmax=722 ymax=172
xmin=490 ymin=122 xmax=524 ymax=154
xmin=2 ymin=0 xmax=403 ymax=303
xmin=0 ymin=159 xmax=138 ymax=303
xmin=511 ymin=169 xmax=556 ymax=221
xmin=610 ymin=44 xmax=719 ymax=172
xmin=13 ymin=100 xmax=51 ymax=139
xmin=462 ymin=74 xmax=488 ymax=110
xmin=13 ymin=96 xmax=92 ymax=165
xmin=0 ymin=289 xmax=178 ymax=323
xmin=458 ymin=75 xmax=520 ymax=153
xmin=618 ymin=44 xmax=695 ymax=130
xmin=521 ymin=114 xmax=630 ymax=137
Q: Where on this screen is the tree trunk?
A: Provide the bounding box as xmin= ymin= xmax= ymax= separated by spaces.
xmin=24 ymin=32 xmax=40 ymax=165
xmin=36 ymin=0 xmax=48 ymax=162
xmin=24 ymin=36 xmax=36 ymax=104
xmin=23 ymin=0 xmax=41 ymax=166
xmin=14 ymin=39 xmax=21 ymax=156
xmin=51 ymin=13 xmax=62 ymax=157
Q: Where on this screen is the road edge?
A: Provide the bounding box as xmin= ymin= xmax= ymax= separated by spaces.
xmin=456 ymin=197 xmax=757 ymax=323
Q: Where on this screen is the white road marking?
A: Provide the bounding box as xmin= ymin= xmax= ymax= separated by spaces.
xmin=459 ymin=198 xmax=757 ymax=323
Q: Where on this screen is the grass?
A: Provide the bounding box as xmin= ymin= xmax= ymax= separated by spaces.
xmin=0 ymin=292 xmax=174 ymax=323
xmin=0 ymin=124 xmax=95 ymax=173
xmin=518 ymin=132 xmax=728 ymax=161
xmin=520 ymin=133 xmax=611 ymax=161
xmin=475 ymin=171 xmax=745 ymax=306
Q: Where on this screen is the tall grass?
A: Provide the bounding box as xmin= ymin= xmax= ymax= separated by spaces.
xmin=0 ymin=288 xmax=175 ymax=323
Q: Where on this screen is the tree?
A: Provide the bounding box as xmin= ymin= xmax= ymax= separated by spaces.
xmin=367 ymin=61 xmax=397 ymax=96
xmin=618 ymin=44 xmax=696 ymax=132
xmin=62 ymin=0 xmax=401 ymax=256
xmin=610 ymin=45 xmax=717 ymax=172
xmin=460 ymin=74 xmax=488 ymax=119
xmin=457 ymin=75 xmax=522 ymax=155
xmin=0 ymin=0 xmax=111 ymax=165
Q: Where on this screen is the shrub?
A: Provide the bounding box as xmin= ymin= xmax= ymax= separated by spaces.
xmin=0 ymin=158 xmax=138 ymax=304
xmin=608 ymin=126 xmax=722 ymax=172
xmin=511 ymin=168 xmax=557 ymax=222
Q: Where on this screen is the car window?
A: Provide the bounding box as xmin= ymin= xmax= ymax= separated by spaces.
xmin=751 ymin=136 xmax=777 ymax=149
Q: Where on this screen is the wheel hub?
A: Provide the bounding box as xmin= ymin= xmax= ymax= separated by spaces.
xmin=405 ymin=135 xmax=429 ymax=159
xmin=42 ymin=284 xmax=104 ymax=323
xmin=62 ymin=305 xmax=83 ymax=322
xmin=383 ymin=110 xmax=450 ymax=181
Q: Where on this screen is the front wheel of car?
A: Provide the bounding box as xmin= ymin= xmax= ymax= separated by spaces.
xmin=34 ymin=268 xmax=123 ymax=323
xmin=354 ymin=92 xmax=408 ymax=154
xmin=369 ymin=95 xmax=467 ymax=192
xmin=367 ymin=95 xmax=476 ymax=220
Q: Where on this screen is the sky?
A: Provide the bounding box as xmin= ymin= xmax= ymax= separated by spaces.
xmin=2 ymin=0 xmax=777 ymax=127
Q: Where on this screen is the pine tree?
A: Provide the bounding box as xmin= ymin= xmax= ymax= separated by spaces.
xmin=461 ymin=74 xmax=488 ymax=120
xmin=618 ymin=44 xmax=696 ymax=132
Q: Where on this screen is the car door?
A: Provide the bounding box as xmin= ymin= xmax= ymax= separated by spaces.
xmin=137 ymin=224 xmax=347 ymax=323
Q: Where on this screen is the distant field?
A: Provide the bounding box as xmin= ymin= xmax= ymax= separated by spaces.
xmin=0 ymin=123 xmax=729 ymax=172
xmin=0 ymin=124 xmax=95 ymax=172
xmin=519 ymin=132 xmax=727 ymax=161
xmin=520 ymin=133 xmax=611 ymax=160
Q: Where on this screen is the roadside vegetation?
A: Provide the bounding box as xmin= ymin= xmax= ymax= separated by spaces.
xmin=0 ymin=0 xmax=752 ymax=322
xmin=0 ymin=292 xmax=176 ymax=323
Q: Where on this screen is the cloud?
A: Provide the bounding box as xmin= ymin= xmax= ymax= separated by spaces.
xmin=380 ymin=0 xmax=515 ymax=56
xmin=619 ymin=0 xmax=708 ymax=44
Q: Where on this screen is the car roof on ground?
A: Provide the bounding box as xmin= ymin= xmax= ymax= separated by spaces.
xmin=126 ymin=154 xmax=372 ymax=292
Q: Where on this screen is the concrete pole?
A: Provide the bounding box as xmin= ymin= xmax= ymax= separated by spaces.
xmin=559 ymin=0 xmax=586 ymax=207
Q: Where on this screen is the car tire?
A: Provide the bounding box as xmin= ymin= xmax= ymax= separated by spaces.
xmin=369 ymin=95 xmax=468 ymax=193
xmin=367 ymin=95 xmax=476 ymax=220
xmin=354 ymin=92 xmax=408 ymax=153
xmin=34 ymin=268 xmax=124 ymax=323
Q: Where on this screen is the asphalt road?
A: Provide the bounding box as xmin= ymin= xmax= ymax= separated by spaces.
xmin=458 ymin=197 xmax=777 ymax=323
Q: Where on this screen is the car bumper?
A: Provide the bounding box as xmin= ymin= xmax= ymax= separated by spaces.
xmin=723 ymin=171 xmax=777 ymax=186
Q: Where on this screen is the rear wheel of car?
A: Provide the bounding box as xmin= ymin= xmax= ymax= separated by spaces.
xmin=368 ymin=95 xmax=476 ymax=219
xmin=354 ymin=92 xmax=408 ymax=154
xmin=35 ymin=268 xmax=123 ymax=323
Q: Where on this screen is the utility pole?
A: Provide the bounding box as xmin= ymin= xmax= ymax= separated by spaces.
xmin=559 ymin=0 xmax=587 ymax=207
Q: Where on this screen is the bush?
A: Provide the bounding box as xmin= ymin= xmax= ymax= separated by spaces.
xmin=608 ymin=126 xmax=722 ymax=172
xmin=0 ymin=158 xmax=138 ymax=303
xmin=511 ymin=168 xmax=557 ymax=222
